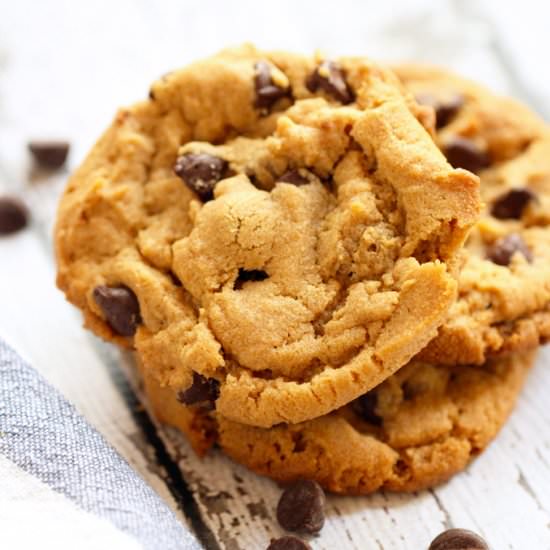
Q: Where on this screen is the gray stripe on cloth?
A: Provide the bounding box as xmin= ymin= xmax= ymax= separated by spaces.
xmin=0 ymin=337 xmax=202 ymax=550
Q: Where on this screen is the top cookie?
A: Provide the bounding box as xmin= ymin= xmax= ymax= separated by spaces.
xmin=55 ymin=46 xmax=480 ymax=427
xmin=396 ymin=65 xmax=550 ymax=365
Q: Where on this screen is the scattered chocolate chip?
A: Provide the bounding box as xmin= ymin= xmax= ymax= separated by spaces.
xmin=234 ymin=268 xmax=269 ymax=290
xmin=177 ymin=372 xmax=220 ymax=407
xmin=267 ymin=535 xmax=312 ymax=550
xmin=486 ymin=233 xmax=532 ymax=266
xmin=352 ymin=391 xmax=382 ymax=426
xmin=429 ymin=528 xmax=489 ymax=550
xmin=443 ymin=137 xmax=490 ymax=173
xmin=0 ymin=196 xmax=28 ymax=235
xmin=491 ymin=188 xmax=536 ymax=219
xmin=254 ymin=61 xmax=290 ymax=110
xmin=174 ymin=153 xmax=228 ymax=201
xmin=93 ymin=285 xmax=142 ymax=337
xmin=276 ymin=480 xmax=325 ymax=534
xmin=306 ymin=60 xmax=354 ymax=104
xmin=28 ymin=140 xmax=70 ymax=169
xmin=277 ymin=170 xmax=310 ymax=186
xmin=415 ymin=93 xmax=464 ymax=128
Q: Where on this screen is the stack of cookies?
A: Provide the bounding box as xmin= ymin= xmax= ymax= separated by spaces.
xmin=55 ymin=45 xmax=550 ymax=496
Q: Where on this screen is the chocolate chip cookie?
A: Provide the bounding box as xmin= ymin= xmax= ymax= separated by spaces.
xmin=139 ymin=350 xmax=534 ymax=494
xmin=395 ymin=65 xmax=550 ymax=365
xmin=55 ymin=46 xmax=480 ymax=427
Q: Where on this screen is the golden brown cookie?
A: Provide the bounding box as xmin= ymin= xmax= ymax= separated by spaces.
xmin=139 ymin=350 xmax=534 ymax=495
xmin=55 ymin=46 xmax=480 ymax=427
xmin=395 ymin=65 xmax=550 ymax=365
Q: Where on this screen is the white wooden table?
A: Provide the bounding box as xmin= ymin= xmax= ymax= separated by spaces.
xmin=2 ymin=1 xmax=550 ymax=548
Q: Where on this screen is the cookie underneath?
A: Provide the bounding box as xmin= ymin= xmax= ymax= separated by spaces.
xmin=137 ymin=350 xmax=534 ymax=495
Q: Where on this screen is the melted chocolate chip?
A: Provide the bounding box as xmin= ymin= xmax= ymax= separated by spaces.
xmin=352 ymin=391 xmax=382 ymax=426
xmin=254 ymin=61 xmax=289 ymax=110
xmin=93 ymin=285 xmax=142 ymax=336
xmin=174 ymin=153 xmax=228 ymax=201
xmin=177 ymin=372 xmax=220 ymax=407
xmin=276 ymin=480 xmax=325 ymax=534
xmin=234 ymin=268 xmax=269 ymax=290
xmin=443 ymin=137 xmax=490 ymax=173
xmin=429 ymin=528 xmax=489 ymax=550
xmin=267 ymin=536 xmax=312 ymax=550
xmin=0 ymin=196 xmax=28 ymax=235
xmin=306 ymin=60 xmax=354 ymax=104
xmin=277 ymin=170 xmax=310 ymax=186
xmin=491 ymin=188 xmax=536 ymax=219
xmin=28 ymin=140 xmax=70 ymax=169
xmin=486 ymin=233 xmax=532 ymax=266
xmin=415 ymin=93 xmax=464 ymax=128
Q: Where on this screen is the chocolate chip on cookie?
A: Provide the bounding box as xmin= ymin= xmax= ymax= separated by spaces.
xmin=277 ymin=170 xmax=310 ymax=186
xmin=415 ymin=93 xmax=464 ymax=128
xmin=352 ymin=391 xmax=382 ymax=426
xmin=174 ymin=153 xmax=228 ymax=202
xmin=267 ymin=536 xmax=312 ymax=550
xmin=486 ymin=233 xmax=533 ymax=266
xmin=28 ymin=140 xmax=70 ymax=169
xmin=254 ymin=60 xmax=290 ymax=111
xmin=306 ymin=60 xmax=354 ymax=104
xmin=0 ymin=196 xmax=28 ymax=235
xmin=443 ymin=137 xmax=490 ymax=173
xmin=93 ymin=285 xmax=142 ymax=337
xmin=429 ymin=528 xmax=488 ymax=550
xmin=277 ymin=480 xmax=325 ymax=534
xmin=177 ymin=372 xmax=220 ymax=407
xmin=234 ymin=268 xmax=269 ymax=290
xmin=491 ymin=188 xmax=536 ymax=219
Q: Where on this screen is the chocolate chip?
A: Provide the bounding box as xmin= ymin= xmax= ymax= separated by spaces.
xmin=306 ymin=60 xmax=354 ymax=104
xmin=429 ymin=528 xmax=489 ymax=550
xmin=28 ymin=140 xmax=70 ymax=169
xmin=254 ymin=61 xmax=289 ymax=110
xmin=352 ymin=391 xmax=382 ymax=426
xmin=276 ymin=480 xmax=325 ymax=534
xmin=0 ymin=196 xmax=28 ymax=235
xmin=267 ymin=536 xmax=312 ymax=550
xmin=277 ymin=170 xmax=310 ymax=186
xmin=486 ymin=233 xmax=532 ymax=266
xmin=491 ymin=188 xmax=536 ymax=219
xmin=415 ymin=93 xmax=464 ymax=128
xmin=443 ymin=137 xmax=490 ymax=173
xmin=93 ymin=285 xmax=142 ymax=337
xmin=174 ymin=153 xmax=228 ymax=202
xmin=234 ymin=268 xmax=269 ymax=290
xmin=177 ymin=372 xmax=220 ymax=407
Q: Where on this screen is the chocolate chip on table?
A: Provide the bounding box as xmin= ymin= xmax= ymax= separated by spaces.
xmin=415 ymin=93 xmax=464 ymax=128
xmin=429 ymin=528 xmax=489 ymax=550
xmin=491 ymin=188 xmax=536 ymax=219
xmin=352 ymin=391 xmax=382 ymax=426
xmin=254 ymin=60 xmax=290 ymax=110
xmin=486 ymin=233 xmax=533 ymax=266
xmin=28 ymin=140 xmax=70 ymax=169
xmin=93 ymin=285 xmax=142 ymax=337
xmin=306 ymin=60 xmax=354 ymax=104
xmin=177 ymin=372 xmax=220 ymax=406
xmin=443 ymin=137 xmax=490 ymax=173
xmin=267 ymin=535 xmax=312 ymax=550
xmin=276 ymin=480 xmax=325 ymax=534
xmin=277 ymin=170 xmax=310 ymax=186
xmin=0 ymin=196 xmax=28 ymax=235
xmin=174 ymin=153 xmax=228 ymax=202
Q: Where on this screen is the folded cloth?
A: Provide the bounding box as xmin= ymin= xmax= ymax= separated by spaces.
xmin=0 ymin=336 xmax=201 ymax=550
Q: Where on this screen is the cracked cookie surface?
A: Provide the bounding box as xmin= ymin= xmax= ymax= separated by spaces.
xmin=55 ymin=46 xmax=480 ymax=427
xmin=395 ymin=65 xmax=550 ymax=365
xmin=139 ymin=350 xmax=534 ymax=494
